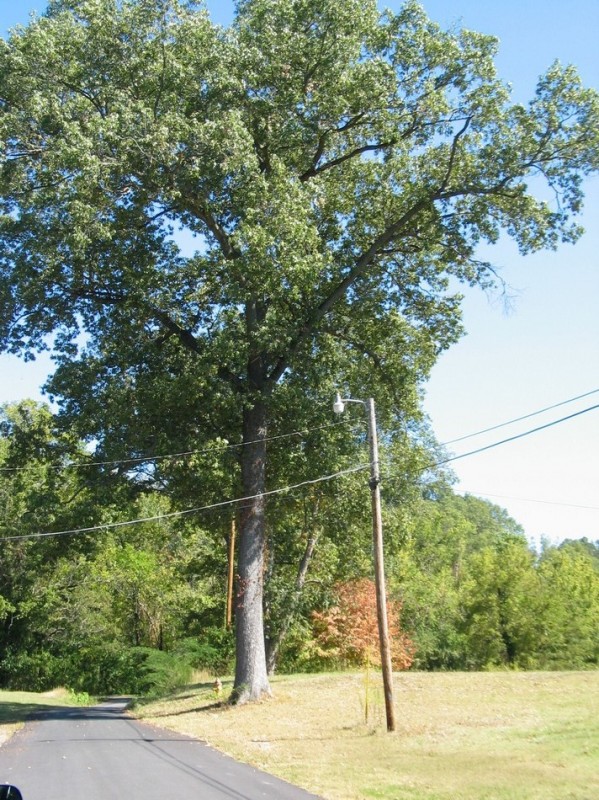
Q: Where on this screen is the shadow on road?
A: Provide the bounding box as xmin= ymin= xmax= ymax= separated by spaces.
xmin=0 ymin=696 xmax=133 ymax=725
xmin=0 ymin=700 xmax=72 ymax=726
xmin=1 ymin=695 xmax=323 ymax=799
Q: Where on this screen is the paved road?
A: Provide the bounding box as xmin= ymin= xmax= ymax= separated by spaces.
xmin=0 ymin=698 xmax=322 ymax=800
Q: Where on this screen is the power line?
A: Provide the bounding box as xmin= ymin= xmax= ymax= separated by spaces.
xmin=380 ymin=401 xmax=599 ymax=480
xmin=5 ymin=401 xmax=599 ymax=542
xmin=435 ymin=402 xmax=599 ymax=467
xmin=458 ymin=490 xmax=599 ymax=512
xmin=4 ymin=394 xmax=598 ymax=540
xmin=2 ymin=387 xmax=596 ymax=474
xmin=0 ymin=462 xmax=370 ymax=542
xmin=0 ymin=418 xmax=364 ymax=474
xmin=441 ymin=388 xmax=599 ymax=446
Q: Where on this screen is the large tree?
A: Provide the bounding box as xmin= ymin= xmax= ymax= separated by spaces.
xmin=1 ymin=0 xmax=598 ymax=701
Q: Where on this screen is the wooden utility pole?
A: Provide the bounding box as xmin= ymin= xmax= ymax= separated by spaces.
xmin=225 ymin=516 xmax=236 ymax=629
xmin=333 ymin=392 xmax=396 ymax=732
xmin=366 ymin=397 xmax=396 ymax=732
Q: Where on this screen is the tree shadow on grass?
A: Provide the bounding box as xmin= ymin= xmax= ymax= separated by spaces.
xmin=139 ymin=699 xmax=227 ymax=718
xmin=134 ymin=679 xmax=233 ymax=715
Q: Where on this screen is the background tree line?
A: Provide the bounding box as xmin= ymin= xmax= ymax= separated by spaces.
xmin=1 ymin=399 xmax=597 ymax=696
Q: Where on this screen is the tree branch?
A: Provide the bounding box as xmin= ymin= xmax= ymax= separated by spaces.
xmin=181 ymin=196 xmax=241 ymax=261
xmin=266 ymin=498 xmax=321 ymax=674
xmin=150 ymin=307 xmax=203 ymax=354
xmin=267 ymin=198 xmax=430 ymax=384
xmin=299 ymin=139 xmax=396 ymax=182
xmin=439 ymin=116 xmax=472 ymax=193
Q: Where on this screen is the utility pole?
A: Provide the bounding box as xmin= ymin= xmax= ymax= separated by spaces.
xmin=333 ymin=393 xmax=396 ymax=732
xmin=366 ymin=398 xmax=396 ymax=732
xmin=226 ymin=516 xmax=236 ymax=629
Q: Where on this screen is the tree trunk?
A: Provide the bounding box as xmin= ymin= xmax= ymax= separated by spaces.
xmin=266 ymin=506 xmax=321 ymax=675
xmin=231 ymin=398 xmax=271 ymax=703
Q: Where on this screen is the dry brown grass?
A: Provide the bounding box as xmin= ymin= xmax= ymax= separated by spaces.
xmin=137 ymin=670 xmax=599 ymax=800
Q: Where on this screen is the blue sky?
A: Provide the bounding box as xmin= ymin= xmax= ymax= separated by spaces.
xmin=1 ymin=0 xmax=598 ymax=546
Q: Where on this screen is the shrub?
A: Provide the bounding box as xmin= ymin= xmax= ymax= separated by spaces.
xmin=310 ymin=579 xmax=415 ymax=670
xmin=0 ymin=650 xmax=63 ymax=692
xmin=175 ymin=629 xmax=235 ymax=676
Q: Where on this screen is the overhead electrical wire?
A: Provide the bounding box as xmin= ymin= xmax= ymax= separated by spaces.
xmin=441 ymin=387 xmax=599 ymax=446
xmin=1 ymin=388 xmax=595 ymax=474
xmin=456 ymin=491 xmax=599 ymax=512
xmin=3 ymin=392 xmax=599 ymax=542
xmin=379 ymin=402 xmax=599 ymax=488
xmin=0 ymin=418 xmax=365 ymax=474
xmin=0 ymin=462 xmax=370 ymax=542
xmin=433 ymin=402 xmax=599 ymax=467
xmin=8 ymin=400 xmax=599 ymax=543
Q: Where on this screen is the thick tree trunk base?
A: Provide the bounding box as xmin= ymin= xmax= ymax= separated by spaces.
xmin=229 ymin=679 xmax=273 ymax=706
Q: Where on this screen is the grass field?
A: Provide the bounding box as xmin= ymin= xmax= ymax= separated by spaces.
xmin=137 ymin=671 xmax=599 ymax=800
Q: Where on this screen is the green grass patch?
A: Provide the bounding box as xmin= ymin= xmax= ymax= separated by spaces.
xmin=0 ymin=688 xmax=92 ymax=745
xmin=137 ymin=671 xmax=599 ymax=800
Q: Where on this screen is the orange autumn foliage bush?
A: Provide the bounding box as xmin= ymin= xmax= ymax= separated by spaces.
xmin=311 ymin=578 xmax=414 ymax=670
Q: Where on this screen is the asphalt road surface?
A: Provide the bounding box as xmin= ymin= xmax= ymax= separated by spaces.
xmin=0 ymin=698 xmax=322 ymax=800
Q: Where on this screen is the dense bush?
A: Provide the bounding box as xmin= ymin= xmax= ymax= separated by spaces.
xmin=175 ymin=630 xmax=235 ymax=677
xmin=1 ymin=643 xmax=211 ymax=697
xmin=1 ymin=650 xmax=64 ymax=692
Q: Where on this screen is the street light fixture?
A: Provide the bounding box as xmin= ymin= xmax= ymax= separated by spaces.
xmin=333 ymin=392 xmax=396 ymax=732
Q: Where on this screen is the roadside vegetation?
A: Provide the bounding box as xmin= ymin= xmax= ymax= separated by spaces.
xmin=1 ymin=401 xmax=598 ymax=698
xmin=136 ymin=670 xmax=599 ymax=800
